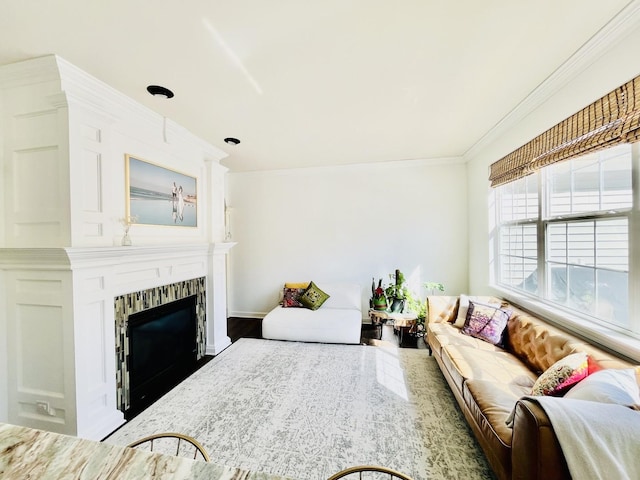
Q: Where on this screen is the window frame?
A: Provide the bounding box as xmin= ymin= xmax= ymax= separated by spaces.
xmin=491 ymin=143 xmax=640 ymax=359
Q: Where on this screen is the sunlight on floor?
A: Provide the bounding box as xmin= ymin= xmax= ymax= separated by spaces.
xmin=374 ymin=347 xmax=408 ymax=400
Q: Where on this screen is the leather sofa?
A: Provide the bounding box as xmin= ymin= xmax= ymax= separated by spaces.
xmin=425 ymin=295 xmax=638 ymax=480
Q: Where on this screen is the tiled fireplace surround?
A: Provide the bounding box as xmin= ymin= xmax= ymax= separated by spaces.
xmin=114 ymin=277 xmax=207 ymax=413
xmin=1 ymin=242 xmax=234 ymax=441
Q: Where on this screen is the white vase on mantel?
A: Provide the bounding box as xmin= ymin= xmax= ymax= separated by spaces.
xmin=121 ymin=228 xmax=132 ymax=246
xmin=119 ymin=216 xmax=137 ymax=246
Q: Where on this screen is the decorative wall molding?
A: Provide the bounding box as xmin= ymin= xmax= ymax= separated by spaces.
xmin=0 ymin=54 xmax=234 ymax=440
xmin=55 ymin=56 xmax=228 ymax=160
xmin=211 ymin=242 xmax=237 ymax=255
xmin=0 ymin=54 xmax=61 ymax=88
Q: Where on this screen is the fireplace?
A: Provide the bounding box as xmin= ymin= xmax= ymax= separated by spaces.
xmin=115 ymin=277 xmax=207 ymax=418
xmin=0 ymin=243 xmax=234 ymax=440
xmin=126 ymin=295 xmax=198 ymax=419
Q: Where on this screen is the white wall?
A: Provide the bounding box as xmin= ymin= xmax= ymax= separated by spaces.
xmin=227 ymin=159 xmax=468 ymax=317
xmin=466 ymin=23 xmax=640 ymax=295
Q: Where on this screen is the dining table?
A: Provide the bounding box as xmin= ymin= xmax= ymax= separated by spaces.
xmin=0 ymin=422 xmax=288 ymax=479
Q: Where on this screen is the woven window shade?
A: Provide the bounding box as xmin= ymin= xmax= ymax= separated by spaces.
xmin=489 ymin=75 xmax=640 ymax=187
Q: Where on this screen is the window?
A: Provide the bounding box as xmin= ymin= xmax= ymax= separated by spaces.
xmin=494 ymin=144 xmax=635 ymax=335
xmin=497 ymin=174 xmax=538 ymax=294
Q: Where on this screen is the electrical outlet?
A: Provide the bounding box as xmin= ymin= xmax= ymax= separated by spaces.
xmin=36 ymin=401 xmax=55 ymax=416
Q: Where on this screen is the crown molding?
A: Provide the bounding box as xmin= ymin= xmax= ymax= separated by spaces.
xmin=464 ymin=0 xmax=640 ymax=161
xmin=54 ymin=55 xmax=227 ymax=162
xmin=0 ymin=55 xmax=61 ymax=88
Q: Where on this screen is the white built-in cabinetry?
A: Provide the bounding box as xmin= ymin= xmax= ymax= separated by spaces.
xmin=0 ymin=55 xmax=234 ymax=440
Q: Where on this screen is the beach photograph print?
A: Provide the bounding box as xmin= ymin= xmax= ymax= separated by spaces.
xmin=125 ymin=155 xmax=197 ymax=227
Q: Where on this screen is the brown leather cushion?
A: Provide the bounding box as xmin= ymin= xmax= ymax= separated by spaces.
xmin=506 ymin=310 xmax=582 ymax=373
xmin=461 ymin=379 xmax=531 ymax=480
xmin=428 ymin=322 xmax=503 ymax=357
xmin=505 ymin=309 xmax=637 ymax=374
xmin=441 ymin=344 xmax=537 ymax=393
xmin=464 ymin=379 xmax=530 ymax=446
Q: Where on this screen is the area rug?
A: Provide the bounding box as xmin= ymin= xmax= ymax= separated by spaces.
xmin=104 ymin=338 xmax=495 ymax=480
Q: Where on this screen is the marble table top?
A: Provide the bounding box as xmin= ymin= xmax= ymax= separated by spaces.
xmin=0 ymin=422 xmax=289 ymax=479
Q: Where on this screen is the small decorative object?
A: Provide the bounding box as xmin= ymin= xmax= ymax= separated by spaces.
xmin=119 ymin=215 xmax=138 ymax=246
xmin=371 ymin=278 xmax=388 ymax=311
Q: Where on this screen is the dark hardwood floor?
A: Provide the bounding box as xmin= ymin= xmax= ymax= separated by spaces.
xmin=226 ymin=317 xmax=428 ymax=349
xmin=227 ymin=317 xmax=262 ymax=343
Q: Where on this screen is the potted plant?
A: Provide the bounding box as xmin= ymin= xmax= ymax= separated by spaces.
xmin=385 ymin=269 xmax=410 ymax=313
xmin=403 ymin=283 xmax=443 ymax=322
xmin=370 ymin=278 xmax=388 ymax=311
xmin=424 ymin=282 xmax=445 ymax=296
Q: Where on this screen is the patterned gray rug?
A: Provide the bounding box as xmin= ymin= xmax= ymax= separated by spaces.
xmin=104 ymin=338 xmax=495 ymax=480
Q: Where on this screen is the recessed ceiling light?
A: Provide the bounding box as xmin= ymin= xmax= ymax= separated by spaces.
xmin=146 ymin=85 xmax=174 ymax=98
xmin=224 ymin=137 xmax=241 ymax=145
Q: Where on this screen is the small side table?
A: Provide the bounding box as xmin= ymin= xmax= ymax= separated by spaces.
xmin=364 ymin=310 xmax=386 ymax=340
xmin=368 ymin=310 xmax=419 ymax=347
xmin=392 ymin=316 xmax=420 ymax=348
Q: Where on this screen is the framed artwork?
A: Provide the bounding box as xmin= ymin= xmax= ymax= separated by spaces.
xmin=125 ymin=154 xmax=197 ymax=227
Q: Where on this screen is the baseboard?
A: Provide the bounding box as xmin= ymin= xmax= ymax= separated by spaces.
xmin=229 ymin=310 xmax=267 ymax=319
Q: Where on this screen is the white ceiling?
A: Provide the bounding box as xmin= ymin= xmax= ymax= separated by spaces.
xmin=0 ymin=1 xmax=635 ymax=171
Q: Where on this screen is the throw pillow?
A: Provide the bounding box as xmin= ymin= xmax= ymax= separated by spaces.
xmin=285 ymin=282 xmax=310 ymax=289
xmin=531 ymin=352 xmax=589 ymax=396
xmin=298 ymin=281 xmax=330 ymax=310
xmin=282 ymin=287 xmax=306 ymax=308
xmin=460 ymin=301 xmax=511 ymax=346
xmin=565 ymin=368 xmax=640 ymax=406
xmin=454 ymin=295 xmax=500 ymax=328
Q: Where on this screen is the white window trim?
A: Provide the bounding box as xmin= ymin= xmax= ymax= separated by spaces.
xmin=491 ymin=284 xmax=640 ymax=363
xmin=490 ymin=143 xmax=640 ymax=363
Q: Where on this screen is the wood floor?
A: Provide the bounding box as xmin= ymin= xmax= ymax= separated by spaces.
xmin=227 ymin=317 xmax=262 ymax=343
xmin=226 ymin=317 xmax=428 ymax=349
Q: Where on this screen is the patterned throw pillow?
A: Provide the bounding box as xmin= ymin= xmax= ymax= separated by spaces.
xmin=282 ymin=287 xmax=306 ymax=308
xmin=285 ymin=282 xmax=310 ymax=289
xmin=298 ymin=281 xmax=330 ymax=310
xmin=454 ymin=295 xmax=500 ymax=328
xmin=460 ymin=301 xmax=511 ymax=346
xmin=531 ymin=352 xmax=589 ymax=396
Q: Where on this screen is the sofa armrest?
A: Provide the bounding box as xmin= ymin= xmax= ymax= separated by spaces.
xmin=511 ymin=398 xmax=570 ymax=480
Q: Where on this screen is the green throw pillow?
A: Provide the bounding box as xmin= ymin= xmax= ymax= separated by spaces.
xmin=299 ymin=281 xmax=330 ymax=310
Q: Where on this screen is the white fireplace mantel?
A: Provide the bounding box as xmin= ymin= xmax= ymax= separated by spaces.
xmin=0 ymin=242 xmax=235 ymax=440
xmin=1 ymin=243 xmax=212 ymax=267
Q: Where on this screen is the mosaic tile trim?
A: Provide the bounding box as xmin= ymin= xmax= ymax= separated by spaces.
xmin=114 ymin=277 xmax=207 ymax=412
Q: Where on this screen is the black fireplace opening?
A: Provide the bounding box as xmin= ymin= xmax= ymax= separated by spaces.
xmin=126 ymin=295 xmax=199 ymax=419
